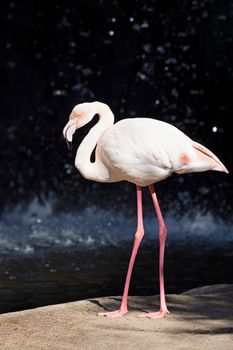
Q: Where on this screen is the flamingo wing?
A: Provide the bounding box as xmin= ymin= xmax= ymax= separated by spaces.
xmin=97 ymin=118 xmax=227 ymax=185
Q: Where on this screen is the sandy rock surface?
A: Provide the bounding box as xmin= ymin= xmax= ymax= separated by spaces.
xmin=0 ymin=284 xmax=232 ymax=350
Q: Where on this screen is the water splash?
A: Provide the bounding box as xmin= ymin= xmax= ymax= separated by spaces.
xmin=0 ymin=195 xmax=232 ymax=258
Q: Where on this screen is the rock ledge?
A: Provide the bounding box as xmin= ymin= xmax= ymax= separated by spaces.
xmin=0 ymin=284 xmax=232 ymax=350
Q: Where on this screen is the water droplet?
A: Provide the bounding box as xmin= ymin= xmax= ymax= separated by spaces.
xmin=50 ymin=268 xmax=57 ymax=273
xmin=132 ymin=23 xmax=140 ymax=31
xmin=141 ymin=21 xmax=149 ymax=29
xmin=157 ymin=46 xmax=165 ymax=54
xmin=171 ymin=88 xmax=178 ymax=98
xmin=137 ymin=72 xmax=147 ymax=80
xmin=9 ymin=275 xmax=16 ymax=280
xmin=82 ymin=68 xmax=93 ymax=76
xmin=142 ymin=44 xmax=151 ymax=53
xmin=24 ymin=245 xmax=34 ymax=254
xmin=69 ymin=41 xmax=76 ymax=47
xmin=53 ymin=89 xmax=66 ymax=96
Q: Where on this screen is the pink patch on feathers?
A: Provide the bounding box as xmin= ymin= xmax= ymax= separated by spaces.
xmin=180 ymin=154 xmax=189 ymax=165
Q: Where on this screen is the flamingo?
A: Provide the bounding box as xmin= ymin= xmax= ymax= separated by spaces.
xmin=63 ymin=101 xmax=228 ymax=319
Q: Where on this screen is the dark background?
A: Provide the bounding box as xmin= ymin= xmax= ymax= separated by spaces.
xmin=0 ymin=0 xmax=232 ymax=313
xmin=1 ymin=0 xmax=233 ymax=212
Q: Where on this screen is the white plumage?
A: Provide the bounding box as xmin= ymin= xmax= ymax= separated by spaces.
xmin=63 ymin=101 xmax=228 ymax=319
xmin=63 ymin=101 xmax=227 ymax=186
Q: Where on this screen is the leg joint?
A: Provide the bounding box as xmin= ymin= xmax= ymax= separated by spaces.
xmin=135 ymin=229 xmax=144 ymax=240
xmin=159 ymin=224 xmax=167 ymax=237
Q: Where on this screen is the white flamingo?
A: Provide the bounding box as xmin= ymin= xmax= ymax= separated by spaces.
xmin=63 ymin=101 xmax=228 ymax=318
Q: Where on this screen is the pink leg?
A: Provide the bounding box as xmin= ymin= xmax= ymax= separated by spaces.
xmin=99 ymin=185 xmax=144 ymax=318
xmin=140 ymin=184 xmax=169 ymax=319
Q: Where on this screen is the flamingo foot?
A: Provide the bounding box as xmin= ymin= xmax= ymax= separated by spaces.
xmin=98 ymin=308 xmax=128 ymax=318
xmin=139 ymin=309 xmax=169 ymax=319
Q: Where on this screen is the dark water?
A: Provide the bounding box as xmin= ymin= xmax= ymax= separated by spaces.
xmin=1 ymin=242 xmax=233 ymax=314
xmin=0 ymin=1 xmax=233 ymax=313
xmin=0 ymin=197 xmax=232 ymax=314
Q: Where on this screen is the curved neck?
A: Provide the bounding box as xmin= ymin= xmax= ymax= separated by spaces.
xmin=75 ymin=102 xmax=114 ymax=182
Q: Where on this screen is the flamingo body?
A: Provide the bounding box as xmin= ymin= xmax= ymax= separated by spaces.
xmin=96 ymin=118 xmax=227 ymax=186
xmin=63 ymin=101 xmax=228 ymax=319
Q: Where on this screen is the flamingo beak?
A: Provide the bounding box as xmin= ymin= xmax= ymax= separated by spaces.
xmin=63 ymin=119 xmax=78 ymax=150
xmin=66 ymin=139 xmax=72 ymax=151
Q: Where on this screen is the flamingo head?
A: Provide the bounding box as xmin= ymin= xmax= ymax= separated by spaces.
xmin=63 ymin=102 xmax=96 ymax=148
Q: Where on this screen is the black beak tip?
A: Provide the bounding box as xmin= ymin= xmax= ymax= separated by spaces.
xmin=66 ymin=138 xmax=72 ymax=151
